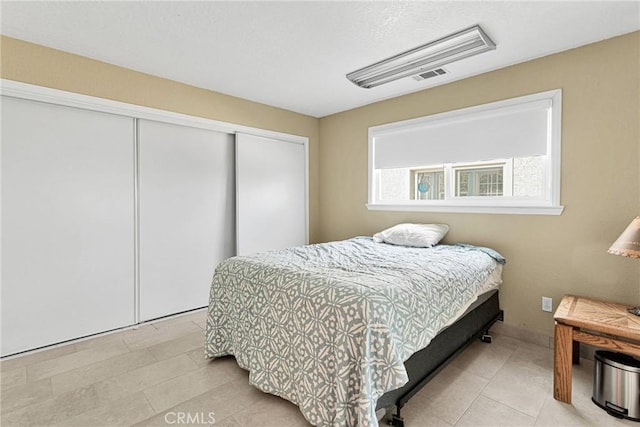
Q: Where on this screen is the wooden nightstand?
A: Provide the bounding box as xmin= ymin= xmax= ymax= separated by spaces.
xmin=553 ymin=294 xmax=640 ymax=403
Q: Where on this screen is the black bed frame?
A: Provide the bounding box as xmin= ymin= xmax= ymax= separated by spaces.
xmin=376 ymin=290 xmax=504 ymax=427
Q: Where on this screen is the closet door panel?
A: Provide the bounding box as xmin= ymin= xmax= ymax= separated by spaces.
xmin=1 ymin=97 xmax=135 ymax=356
xmin=236 ymin=133 xmax=307 ymax=256
xmin=138 ymin=120 xmax=235 ymax=321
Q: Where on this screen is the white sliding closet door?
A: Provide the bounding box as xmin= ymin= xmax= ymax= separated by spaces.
xmin=1 ymin=97 xmax=135 ymax=356
xmin=236 ymin=133 xmax=307 ymax=256
xmin=138 ymin=120 xmax=235 ymax=321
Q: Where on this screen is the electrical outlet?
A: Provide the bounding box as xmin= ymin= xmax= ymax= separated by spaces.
xmin=542 ymin=296 xmax=553 ymax=312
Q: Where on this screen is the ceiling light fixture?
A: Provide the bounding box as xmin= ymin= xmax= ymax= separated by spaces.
xmin=346 ymin=25 xmax=496 ymax=89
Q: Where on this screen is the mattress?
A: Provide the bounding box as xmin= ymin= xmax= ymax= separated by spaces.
xmin=440 ymin=264 xmax=502 ymax=331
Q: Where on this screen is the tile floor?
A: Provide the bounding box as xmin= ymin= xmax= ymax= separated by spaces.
xmin=0 ymin=309 xmax=636 ymax=427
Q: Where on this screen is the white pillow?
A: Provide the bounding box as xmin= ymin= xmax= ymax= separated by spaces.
xmin=373 ymin=223 xmax=449 ymax=248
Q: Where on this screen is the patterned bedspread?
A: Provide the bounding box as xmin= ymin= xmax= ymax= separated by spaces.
xmin=205 ymin=237 xmax=503 ymax=426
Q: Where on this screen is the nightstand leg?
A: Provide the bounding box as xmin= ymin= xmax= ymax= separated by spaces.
xmin=554 ymin=323 xmax=573 ymax=403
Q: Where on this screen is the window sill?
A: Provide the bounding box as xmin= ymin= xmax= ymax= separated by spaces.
xmin=366 ymin=203 xmax=564 ymax=215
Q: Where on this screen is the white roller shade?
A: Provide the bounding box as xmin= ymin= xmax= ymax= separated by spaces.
xmin=373 ymin=99 xmax=551 ymax=169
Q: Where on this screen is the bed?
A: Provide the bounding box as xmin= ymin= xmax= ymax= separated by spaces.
xmin=205 ymin=235 xmax=504 ymax=427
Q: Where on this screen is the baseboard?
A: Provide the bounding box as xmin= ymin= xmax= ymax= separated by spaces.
xmin=489 ymin=322 xmax=553 ymax=348
xmin=489 ymin=322 xmax=597 ymax=360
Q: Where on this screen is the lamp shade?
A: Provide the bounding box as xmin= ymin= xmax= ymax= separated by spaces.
xmin=608 ymin=216 xmax=640 ymax=258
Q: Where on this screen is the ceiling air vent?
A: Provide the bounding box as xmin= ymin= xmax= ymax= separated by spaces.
xmin=413 ymin=68 xmax=448 ymax=81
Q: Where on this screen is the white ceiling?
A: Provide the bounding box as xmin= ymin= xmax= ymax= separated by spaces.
xmin=1 ymin=1 xmax=639 ymax=118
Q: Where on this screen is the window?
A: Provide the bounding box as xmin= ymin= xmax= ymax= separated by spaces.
xmin=455 ymin=165 xmax=503 ymax=197
xmin=412 ymin=168 xmax=444 ymax=200
xmin=367 ymin=90 xmax=563 ymax=215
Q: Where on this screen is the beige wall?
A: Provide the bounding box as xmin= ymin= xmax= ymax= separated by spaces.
xmin=2 ymin=32 xmax=639 ymax=338
xmin=0 ymin=35 xmax=321 ymax=243
xmin=318 ymin=32 xmax=640 ymax=337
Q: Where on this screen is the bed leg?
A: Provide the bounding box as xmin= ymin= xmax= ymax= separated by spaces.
xmin=390 ymin=406 xmax=405 ymax=427
xmin=390 ymin=414 xmax=405 ymax=427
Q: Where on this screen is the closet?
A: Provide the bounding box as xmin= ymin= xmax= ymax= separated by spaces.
xmin=138 ymin=120 xmax=235 ymax=321
xmin=236 ymin=133 xmax=307 ymax=256
xmin=2 ymin=97 xmax=136 ymax=356
xmin=0 ymin=81 xmax=308 ymax=356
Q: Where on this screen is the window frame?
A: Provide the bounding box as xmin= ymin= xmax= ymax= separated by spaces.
xmin=367 ymin=89 xmax=563 ymax=215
